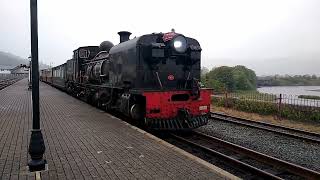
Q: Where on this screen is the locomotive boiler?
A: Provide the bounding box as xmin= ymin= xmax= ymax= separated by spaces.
xmin=41 ymin=31 xmax=212 ymax=131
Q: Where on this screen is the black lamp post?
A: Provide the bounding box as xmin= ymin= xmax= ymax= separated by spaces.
xmin=28 ymin=0 xmax=46 ymax=172
xmin=28 ymin=56 xmax=32 ymax=90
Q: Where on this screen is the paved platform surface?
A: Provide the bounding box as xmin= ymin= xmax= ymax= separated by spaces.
xmin=0 ymin=79 xmax=234 ymax=179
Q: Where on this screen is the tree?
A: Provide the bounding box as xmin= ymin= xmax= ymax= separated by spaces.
xmin=206 ymin=66 xmax=235 ymax=92
xmin=233 ymin=65 xmax=257 ymax=90
xmin=311 ymin=75 xmax=317 ymax=79
xmin=201 ymin=65 xmax=257 ymax=92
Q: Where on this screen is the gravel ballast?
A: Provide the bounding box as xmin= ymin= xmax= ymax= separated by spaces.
xmin=197 ymin=119 xmax=320 ymax=172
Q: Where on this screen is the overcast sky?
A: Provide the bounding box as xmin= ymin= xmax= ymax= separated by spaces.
xmin=1 ymin=0 xmax=319 ymax=75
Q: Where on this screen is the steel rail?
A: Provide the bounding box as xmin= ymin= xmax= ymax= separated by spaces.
xmin=170 ymin=133 xmax=282 ymax=179
xmin=210 ymin=112 xmax=320 ymax=143
xmin=0 ymin=78 xmax=23 ymax=90
xmin=171 ymin=131 xmax=320 ymax=179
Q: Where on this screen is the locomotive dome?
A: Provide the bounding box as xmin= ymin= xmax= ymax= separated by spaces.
xmin=99 ymin=41 xmax=114 ymax=52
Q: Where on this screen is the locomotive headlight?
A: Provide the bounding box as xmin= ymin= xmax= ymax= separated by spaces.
xmin=174 ymin=41 xmax=182 ymax=48
xmin=172 ymin=35 xmax=187 ymax=53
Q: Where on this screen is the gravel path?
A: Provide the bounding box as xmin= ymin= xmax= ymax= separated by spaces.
xmin=197 ymin=119 xmax=320 ymax=172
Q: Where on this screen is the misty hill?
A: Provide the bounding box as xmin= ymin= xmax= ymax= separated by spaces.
xmin=0 ymin=51 xmax=49 ymax=69
xmin=0 ymin=51 xmax=27 ymax=67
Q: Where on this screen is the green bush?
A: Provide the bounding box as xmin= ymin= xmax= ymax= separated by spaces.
xmin=212 ymin=97 xmax=320 ymax=122
xmin=298 ymin=95 xmax=320 ymax=100
xmin=202 ymin=65 xmax=257 ymax=92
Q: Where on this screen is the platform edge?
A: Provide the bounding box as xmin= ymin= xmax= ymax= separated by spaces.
xmin=115 ymin=117 xmax=240 ymax=180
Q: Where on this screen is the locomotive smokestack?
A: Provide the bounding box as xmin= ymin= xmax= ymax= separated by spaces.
xmin=118 ymin=31 xmax=132 ymax=43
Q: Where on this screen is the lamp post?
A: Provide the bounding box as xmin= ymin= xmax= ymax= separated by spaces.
xmin=28 ymin=0 xmax=46 ymax=172
xmin=28 ymin=56 xmax=32 ymax=90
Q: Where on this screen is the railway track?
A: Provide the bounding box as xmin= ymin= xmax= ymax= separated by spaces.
xmin=210 ymin=112 xmax=320 ymax=144
xmin=0 ymin=77 xmax=24 ymax=90
xmin=169 ymin=131 xmax=320 ymax=179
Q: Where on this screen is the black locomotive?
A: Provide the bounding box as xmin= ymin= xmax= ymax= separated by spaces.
xmin=41 ymin=31 xmax=212 ymax=131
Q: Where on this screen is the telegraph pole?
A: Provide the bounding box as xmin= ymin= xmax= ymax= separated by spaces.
xmin=28 ymin=0 xmax=46 ymax=172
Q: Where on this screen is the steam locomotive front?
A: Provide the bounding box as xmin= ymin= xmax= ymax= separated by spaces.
xmin=138 ymin=32 xmax=212 ymax=130
xmin=139 ymin=32 xmax=201 ymax=89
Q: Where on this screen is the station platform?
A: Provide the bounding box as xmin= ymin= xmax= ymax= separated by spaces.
xmin=0 ymin=79 xmax=238 ymax=179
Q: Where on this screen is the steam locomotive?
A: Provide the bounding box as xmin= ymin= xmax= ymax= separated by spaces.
xmin=40 ymin=31 xmax=212 ymax=131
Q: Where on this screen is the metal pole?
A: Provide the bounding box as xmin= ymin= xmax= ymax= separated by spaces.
xmin=278 ymin=94 xmax=282 ymax=120
xmin=28 ymin=57 xmax=32 ymax=90
xmin=28 ymin=0 xmax=46 ymax=172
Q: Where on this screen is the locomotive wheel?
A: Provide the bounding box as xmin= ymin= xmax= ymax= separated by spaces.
xmin=96 ymin=100 xmax=103 ymax=109
xmin=99 ymin=93 xmax=112 ymax=111
xmin=66 ymin=85 xmax=72 ymax=94
xmin=85 ymin=93 xmax=94 ymax=104
xmin=130 ymin=104 xmax=143 ymax=120
xmin=92 ymin=92 xmax=100 ymax=108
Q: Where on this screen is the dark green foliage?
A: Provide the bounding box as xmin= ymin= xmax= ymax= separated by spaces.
xmin=201 ymin=65 xmax=257 ymax=92
xmin=212 ymin=97 xmax=320 ymax=122
xmin=229 ymin=91 xmax=276 ymax=102
xmin=280 ymin=105 xmax=320 ymax=122
xmin=204 ymin=78 xmax=225 ymax=92
xmin=233 ymin=65 xmax=257 ymax=90
xmin=208 ymin=66 xmax=235 ymax=91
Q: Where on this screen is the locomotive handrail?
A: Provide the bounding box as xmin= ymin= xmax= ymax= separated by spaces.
xmin=83 ymin=51 xmax=109 ymax=63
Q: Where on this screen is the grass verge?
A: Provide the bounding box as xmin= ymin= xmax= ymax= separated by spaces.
xmin=211 ymin=105 xmax=320 ymax=133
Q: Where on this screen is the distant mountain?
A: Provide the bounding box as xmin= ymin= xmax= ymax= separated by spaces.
xmin=0 ymin=51 xmax=49 ymax=69
xmin=0 ymin=51 xmax=27 ymax=67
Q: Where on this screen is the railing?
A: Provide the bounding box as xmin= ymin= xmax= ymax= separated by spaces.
xmin=214 ymin=92 xmax=320 ymax=107
xmin=212 ymin=92 xmax=320 ymax=121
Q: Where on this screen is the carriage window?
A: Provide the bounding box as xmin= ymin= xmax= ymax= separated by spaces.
xmin=79 ymin=49 xmax=90 ymax=58
xmin=117 ymin=64 xmax=122 ymax=73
